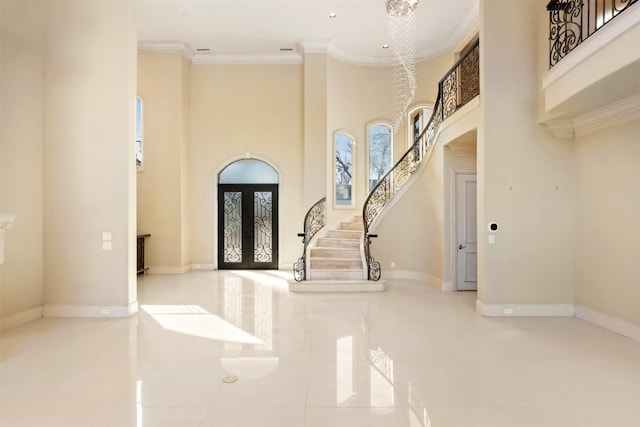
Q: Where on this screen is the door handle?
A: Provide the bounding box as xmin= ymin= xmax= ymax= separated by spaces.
xmin=458 ymin=244 xmax=466 ymax=250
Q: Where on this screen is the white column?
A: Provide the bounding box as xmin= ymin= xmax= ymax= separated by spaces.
xmin=43 ymin=0 xmax=137 ymax=317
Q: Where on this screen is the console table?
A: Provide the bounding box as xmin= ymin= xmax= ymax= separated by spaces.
xmin=137 ymin=234 xmax=150 ymax=275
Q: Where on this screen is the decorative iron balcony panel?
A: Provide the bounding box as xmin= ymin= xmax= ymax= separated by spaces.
xmin=549 ymin=0 xmax=639 ymax=67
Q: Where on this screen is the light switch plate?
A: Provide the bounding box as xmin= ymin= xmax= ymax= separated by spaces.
xmin=488 ymin=235 xmax=495 ymax=244
xmin=102 ymin=241 xmax=112 ymax=251
xmin=102 ymin=232 xmax=112 ymax=241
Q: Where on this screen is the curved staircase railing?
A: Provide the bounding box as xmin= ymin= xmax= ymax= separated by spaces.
xmin=293 ymin=197 xmax=326 ymax=281
xmin=363 ymin=39 xmax=480 ymax=281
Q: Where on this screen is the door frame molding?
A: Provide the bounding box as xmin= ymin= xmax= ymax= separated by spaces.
xmin=451 ymin=169 xmax=477 ymax=292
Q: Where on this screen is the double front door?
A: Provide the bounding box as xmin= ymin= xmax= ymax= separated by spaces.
xmin=218 ymin=184 xmax=278 ymax=269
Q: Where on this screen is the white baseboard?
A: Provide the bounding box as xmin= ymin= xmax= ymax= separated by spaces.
xmin=279 ymin=262 xmax=294 ymax=271
xmin=191 ymin=264 xmax=216 ymax=270
xmin=476 ymin=300 xmax=575 ymax=317
xmin=43 ymin=301 xmax=138 ymax=318
xmin=384 ymin=270 xmax=442 ymax=286
xmin=442 ymin=281 xmax=454 ymax=292
xmin=148 ymin=265 xmax=192 ymax=274
xmin=0 ymin=306 xmax=43 ymax=331
xmin=575 ymin=304 xmax=640 ymax=343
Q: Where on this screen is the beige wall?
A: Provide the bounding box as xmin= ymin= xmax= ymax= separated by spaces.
xmin=137 ymin=53 xmax=190 ymax=272
xmin=0 ymin=0 xmax=45 ymax=323
xmin=304 ymin=53 xmax=328 ymax=207
xmin=414 ymin=52 xmax=455 ymax=110
xmin=347 ymin=53 xmax=457 ymax=279
xmin=574 ymin=121 xmax=640 ymax=326
xmin=325 ymin=53 xmax=454 ymax=227
xmin=374 ymin=142 xmax=445 ymax=281
xmin=43 ymin=0 xmax=137 ymax=311
xmin=325 ymin=58 xmax=394 ymax=224
xmin=181 ymin=57 xmax=192 ymax=267
xmin=373 ymin=112 xmax=479 ymax=284
xmin=478 ymin=0 xmax=576 ymax=305
xmin=190 ymin=63 xmax=304 ymax=268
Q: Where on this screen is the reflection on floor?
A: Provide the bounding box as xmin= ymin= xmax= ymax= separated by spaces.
xmin=1 ymin=270 xmax=640 ymax=426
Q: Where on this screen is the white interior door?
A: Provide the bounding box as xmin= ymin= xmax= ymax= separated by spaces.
xmin=456 ymin=173 xmax=477 ymax=291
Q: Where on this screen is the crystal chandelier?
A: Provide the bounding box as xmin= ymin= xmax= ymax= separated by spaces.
xmin=387 ymin=0 xmax=418 ymax=133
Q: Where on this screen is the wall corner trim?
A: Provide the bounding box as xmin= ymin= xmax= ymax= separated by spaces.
xmin=476 ymin=301 xmax=575 ymax=317
xmin=575 ymin=305 xmax=640 ymax=343
xmin=0 ymin=306 xmax=43 ymax=331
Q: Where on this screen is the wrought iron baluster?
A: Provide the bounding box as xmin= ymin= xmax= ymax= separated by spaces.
xmin=293 ymin=197 xmax=326 ymax=281
xmin=362 ymin=39 xmax=480 ymax=281
xmin=549 ymin=0 xmax=638 ymax=68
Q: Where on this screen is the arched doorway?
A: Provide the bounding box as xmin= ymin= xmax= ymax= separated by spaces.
xmin=218 ymin=159 xmax=279 ymax=269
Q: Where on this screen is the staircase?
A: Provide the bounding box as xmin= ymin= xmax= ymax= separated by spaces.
xmin=291 ymin=40 xmax=480 ymax=293
xmin=289 ymin=216 xmax=385 ymax=292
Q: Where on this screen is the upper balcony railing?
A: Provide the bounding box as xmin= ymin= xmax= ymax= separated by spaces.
xmin=548 ymin=0 xmax=639 ymax=67
xmin=362 ymin=39 xmax=480 ymax=281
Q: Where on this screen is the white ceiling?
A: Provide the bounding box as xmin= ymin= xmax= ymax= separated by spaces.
xmin=137 ymin=0 xmax=479 ymax=65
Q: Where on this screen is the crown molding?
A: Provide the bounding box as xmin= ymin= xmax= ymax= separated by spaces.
xmin=327 ymin=44 xmax=394 ymax=67
xmin=415 ymin=1 xmax=479 ymax=60
xmin=192 ymin=53 xmax=303 ymax=65
xmin=138 ymin=41 xmax=194 ymax=62
xmin=296 ymin=39 xmax=394 ymax=67
xmin=573 ymin=92 xmax=640 ymax=138
xmin=138 ymin=7 xmax=481 ymax=68
xmin=138 ymin=41 xmax=303 ymax=64
xmin=546 ymin=93 xmax=640 ymax=139
xmin=450 ymin=0 xmax=480 ymax=53
xmin=546 ymin=118 xmax=575 ymax=139
xmin=297 ymin=39 xmax=331 ymax=54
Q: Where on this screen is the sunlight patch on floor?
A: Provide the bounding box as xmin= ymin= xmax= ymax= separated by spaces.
xmin=141 ymin=304 xmax=263 ymax=344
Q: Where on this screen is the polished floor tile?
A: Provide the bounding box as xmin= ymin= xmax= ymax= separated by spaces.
xmin=1 ymin=270 xmax=640 ymax=426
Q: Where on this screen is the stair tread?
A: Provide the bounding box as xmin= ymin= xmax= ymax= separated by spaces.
xmin=312 ymin=247 xmax=359 ymax=251
xmin=319 ymin=237 xmax=361 ymax=241
xmin=309 ymin=256 xmax=362 ymax=261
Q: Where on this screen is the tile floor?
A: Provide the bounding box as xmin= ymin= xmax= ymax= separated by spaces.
xmin=1 ymin=270 xmax=640 ymax=426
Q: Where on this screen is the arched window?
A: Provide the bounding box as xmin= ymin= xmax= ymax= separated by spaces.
xmin=218 ymin=159 xmax=279 ymax=184
xmin=407 ymin=104 xmax=434 ymax=147
xmin=367 ymin=123 xmax=392 ymax=191
xmin=136 ymin=97 xmax=143 ymax=171
xmin=334 ymin=133 xmax=354 ymax=207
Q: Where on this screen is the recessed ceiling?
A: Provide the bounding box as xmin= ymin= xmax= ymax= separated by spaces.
xmin=137 ymin=0 xmax=478 ymax=65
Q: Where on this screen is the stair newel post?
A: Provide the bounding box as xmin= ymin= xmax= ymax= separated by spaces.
xmin=293 ymin=232 xmax=307 ymax=282
xmin=293 ymin=197 xmax=326 ymax=282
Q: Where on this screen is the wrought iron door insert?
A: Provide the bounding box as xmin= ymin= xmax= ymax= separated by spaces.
xmin=218 ymin=184 xmax=278 ymax=269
